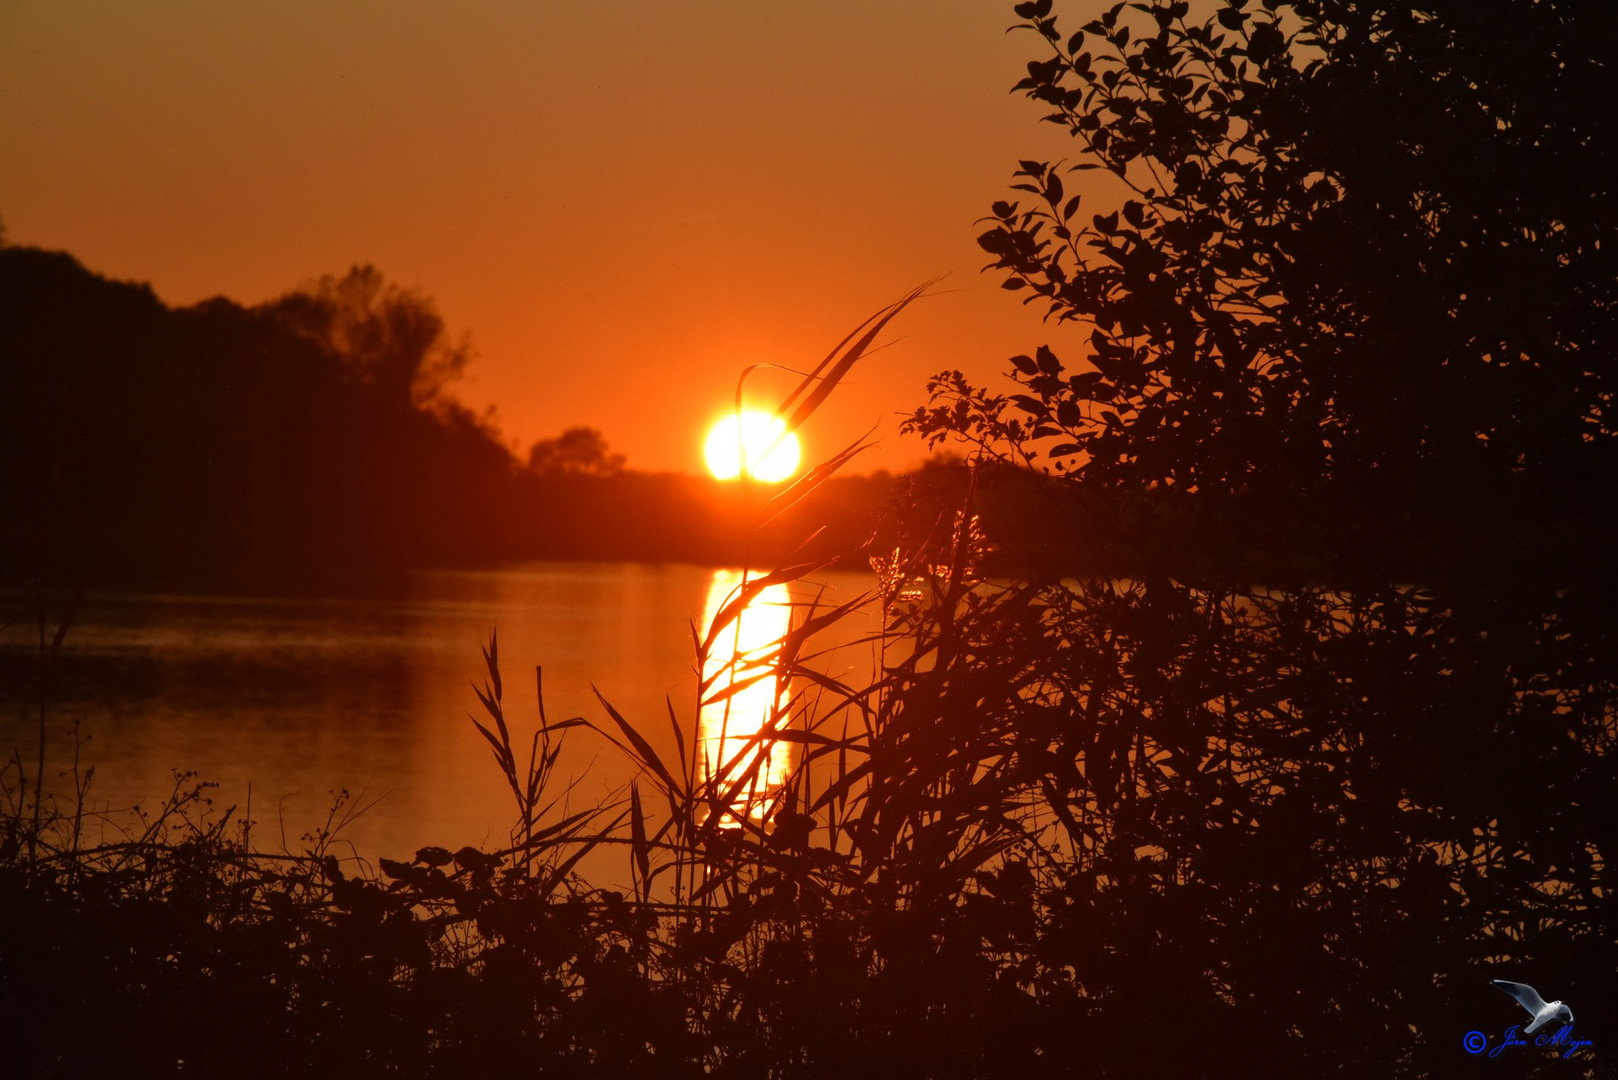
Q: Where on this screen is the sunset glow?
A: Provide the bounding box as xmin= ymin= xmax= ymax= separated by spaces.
xmin=703 ymin=410 xmax=801 ymax=483
xmin=0 ymin=5 xmax=1067 ymax=476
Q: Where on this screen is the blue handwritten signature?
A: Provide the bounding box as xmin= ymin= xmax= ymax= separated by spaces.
xmin=1463 ymin=1024 xmax=1592 ymax=1059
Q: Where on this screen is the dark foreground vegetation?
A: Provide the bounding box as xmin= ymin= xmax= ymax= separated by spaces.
xmin=4 ymin=1 xmax=1616 ymax=1076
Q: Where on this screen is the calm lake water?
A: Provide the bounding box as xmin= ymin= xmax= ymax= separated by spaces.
xmin=0 ymin=563 xmax=881 ymax=886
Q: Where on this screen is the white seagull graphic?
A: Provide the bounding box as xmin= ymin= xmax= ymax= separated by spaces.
xmin=1492 ymin=979 xmax=1574 ymax=1034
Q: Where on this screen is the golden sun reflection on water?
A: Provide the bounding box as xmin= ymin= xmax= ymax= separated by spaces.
xmin=698 ymin=569 xmax=796 ymax=826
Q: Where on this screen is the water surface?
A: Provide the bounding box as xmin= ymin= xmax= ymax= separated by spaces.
xmin=0 ymin=562 xmax=880 ymax=882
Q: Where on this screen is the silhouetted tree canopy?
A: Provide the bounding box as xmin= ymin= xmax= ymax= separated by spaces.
xmin=0 ymin=249 xmax=522 ymax=587
xmin=267 ymin=265 xmax=473 ymax=410
xmin=914 ymin=0 xmax=1618 ymax=587
xmin=877 ymin=3 xmax=1618 ymax=1074
xmin=526 ymin=426 xmax=626 ymax=477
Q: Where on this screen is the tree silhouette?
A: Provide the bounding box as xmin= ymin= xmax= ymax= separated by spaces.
xmin=884 ymin=2 xmax=1618 ymax=1073
xmin=0 ymin=250 xmax=521 ymax=587
xmin=0 ymin=246 xmax=901 ymax=585
xmin=914 ymin=0 xmax=1618 ymax=588
xmin=526 ymin=427 xmax=626 ymax=478
xmin=266 ymin=265 xmax=473 ymax=411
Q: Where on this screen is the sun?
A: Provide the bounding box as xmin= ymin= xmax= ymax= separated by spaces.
xmin=704 ymin=410 xmax=801 ymax=482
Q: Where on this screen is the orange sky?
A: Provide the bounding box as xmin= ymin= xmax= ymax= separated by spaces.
xmin=0 ymin=1 xmax=1098 ymax=475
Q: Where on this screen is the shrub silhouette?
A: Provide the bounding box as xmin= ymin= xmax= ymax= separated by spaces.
xmin=896 ymin=0 xmax=1617 ymax=1073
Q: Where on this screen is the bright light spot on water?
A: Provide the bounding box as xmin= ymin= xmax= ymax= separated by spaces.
xmin=698 ymin=569 xmax=794 ymax=825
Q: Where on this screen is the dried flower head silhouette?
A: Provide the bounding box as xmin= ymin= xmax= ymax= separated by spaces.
xmin=1492 ymin=980 xmax=1575 ymax=1034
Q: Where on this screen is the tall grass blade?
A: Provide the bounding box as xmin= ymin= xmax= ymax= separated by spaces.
xmin=777 ymin=280 xmax=938 ymax=437
xmin=590 ymin=687 xmax=682 ymax=817
xmin=538 ymin=809 xmax=628 ymax=898
xmin=757 ymin=427 xmax=879 ymax=529
xmin=697 ymin=560 xmax=830 ymax=660
xmin=629 ymin=783 xmax=651 ymax=893
xmin=664 ymin=696 xmax=688 ymax=787
xmin=773 ymin=278 xmax=940 ymax=430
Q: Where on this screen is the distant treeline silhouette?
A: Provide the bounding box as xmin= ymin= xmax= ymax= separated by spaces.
xmin=0 ymin=245 xmax=958 ymax=591
xmin=0 ymin=242 xmax=1245 ymax=593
